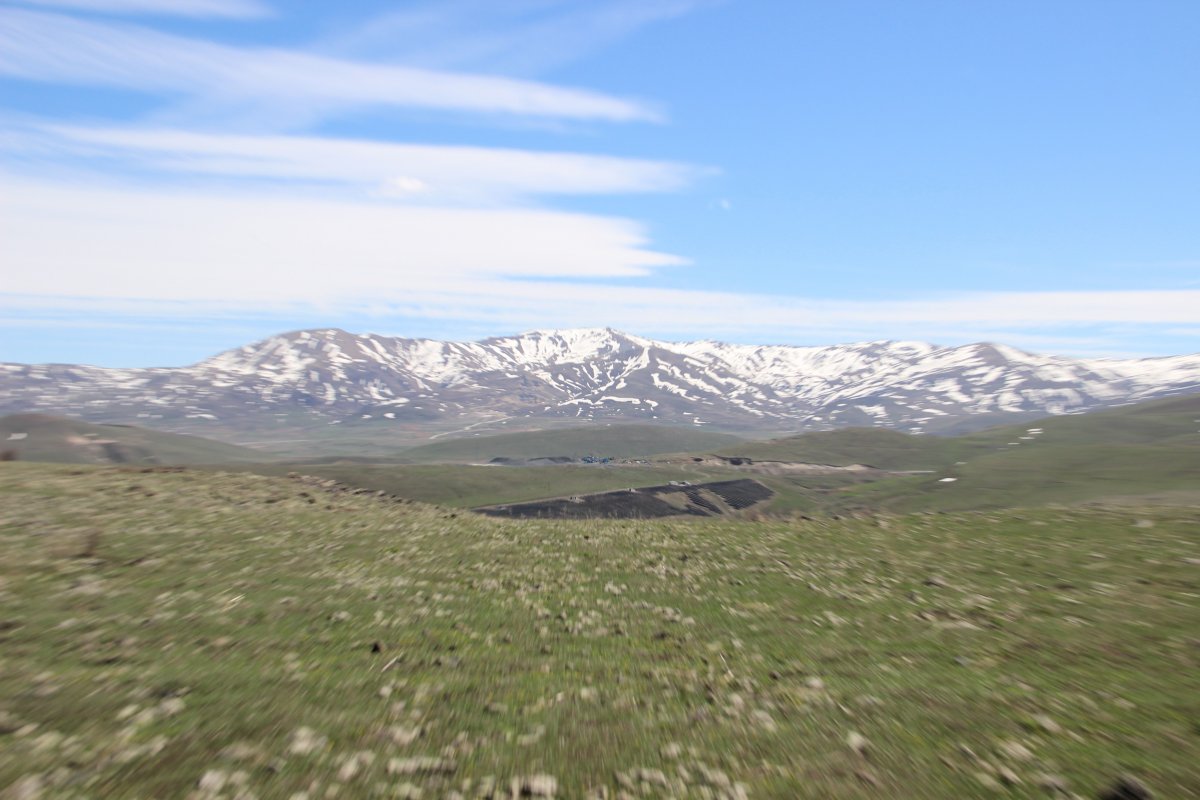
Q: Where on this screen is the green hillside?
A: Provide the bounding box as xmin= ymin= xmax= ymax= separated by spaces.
xmin=2 ymin=463 xmax=1195 ymax=798
xmin=0 ymin=413 xmax=266 ymax=465
xmin=957 ymin=392 xmax=1200 ymax=449
xmin=842 ymin=442 xmax=1199 ymax=512
xmin=710 ymin=394 xmax=1200 ymax=514
xmin=810 ymin=394 xmax=1200 ymax=512
xmin=237 ymin=462 xmax=738 ymax=509
xmin=721 ymin=394 xmax=1200 ymax=470
xmin=397 ymin=423 xmax=744 ymax=463
xmin=715 ymin=426 xmax=965 ymax=470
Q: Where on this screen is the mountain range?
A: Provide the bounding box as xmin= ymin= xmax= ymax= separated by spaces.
xmin=3 ymin=328 xmax=1199 ymax=445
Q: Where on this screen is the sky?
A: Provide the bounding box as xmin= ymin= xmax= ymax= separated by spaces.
xmin=2 ymin=0 xmax=1198 ymax=367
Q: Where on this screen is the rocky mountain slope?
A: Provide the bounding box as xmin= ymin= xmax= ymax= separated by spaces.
xmin=2 ymin=328 xmax=1198 ymax=439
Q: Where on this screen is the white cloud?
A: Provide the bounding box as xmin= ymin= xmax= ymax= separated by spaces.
xmin=328 ymin=0 xmax=719 ymax=76
xmin=2 ymin=175 xmax=1197 ymax=357
xmin=0 ymin=9 xmax=659 ymax=124
xmin=30 ymin=125 xmax=699 ymax=204
xmin=0 ymin=176 xmax=686 ymax=304
xmin=10 ymin=0 xmax=270 ymax=18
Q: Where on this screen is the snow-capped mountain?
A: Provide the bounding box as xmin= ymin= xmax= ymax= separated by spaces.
xmin=2 ymin=328 xmax=1198 ymax=438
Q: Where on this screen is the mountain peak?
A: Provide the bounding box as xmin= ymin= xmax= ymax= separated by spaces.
xmin=3 ymin=329 xmax=1197 ymax=438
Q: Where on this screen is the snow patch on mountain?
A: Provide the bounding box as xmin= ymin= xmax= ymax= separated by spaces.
xmin=2 ymin=328 xmax=1198 ymax=436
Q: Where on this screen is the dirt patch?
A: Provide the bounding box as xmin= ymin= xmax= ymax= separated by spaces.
xmin=488 ymin=455 xmax=577 ymax=465
xmin=475 ymin=478 xmax=774 ymax=519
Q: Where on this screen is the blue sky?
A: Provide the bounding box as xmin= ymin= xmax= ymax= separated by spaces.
xmin=2 ymin=0 xmax=1198 ymax=366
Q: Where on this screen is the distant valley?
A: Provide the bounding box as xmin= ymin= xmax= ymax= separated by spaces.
xmin=5 ymin=393 xmax=1195 ymax=517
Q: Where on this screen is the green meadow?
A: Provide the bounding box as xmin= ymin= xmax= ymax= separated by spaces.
xmin=1 ymin=464 xmax=1197 ymax=798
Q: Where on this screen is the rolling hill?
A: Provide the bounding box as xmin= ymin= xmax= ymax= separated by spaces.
xmin=714 ymin=426 xmax=962 ymax=470
xmin=0 ymin=413 xmax=266 ymax=465
xmin=810 ymin=393 xmax=1200 ymax=512
xmin=689 ymin=394 xmax=1200 ymax=515
xmin=397 ymin=423 xmax=744 ymax=463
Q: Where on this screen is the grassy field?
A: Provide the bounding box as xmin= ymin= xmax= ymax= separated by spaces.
xmin=396 ymin=425 xmax=746 ymax=464
xmin=1 ymin=463 xmax=1197 ymax=798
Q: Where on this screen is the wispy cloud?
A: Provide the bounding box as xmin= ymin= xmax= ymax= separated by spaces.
xmin=2 ymin=174 xmax=1197 ymax=357
xmin=9 ymin=0 xmax=271 ymax=18
xmin=0 ymin=8 xmax=659 ymax=125
xmin=22 ymin=125 xmax=701 ymax=204
xmin=327 ymin=0 xmax=720 ymax=76
xmin=0 ymin=175 xmax=686 ymax=297
xmin=356 ymin=285 xmax=1200 ymax=343
xmin=6 ymin=284 xmax=1198 ymax=359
